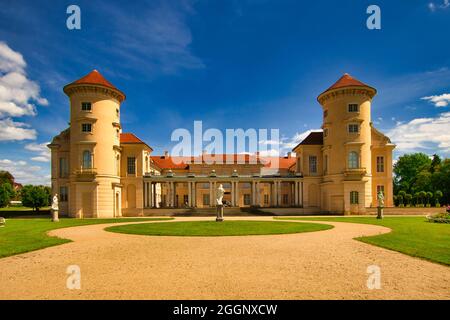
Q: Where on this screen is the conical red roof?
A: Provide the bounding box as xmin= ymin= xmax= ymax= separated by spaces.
xmin=318 ymin=73 xmax=376 ymax=100
xmin=64 ymin=70 xmax=125 ymax=99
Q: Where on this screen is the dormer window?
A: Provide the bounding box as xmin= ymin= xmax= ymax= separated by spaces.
xmin=348 ymin=104 xmax=359 ymax=112
xmin=81 ymin=102 xmax=92 ymax=111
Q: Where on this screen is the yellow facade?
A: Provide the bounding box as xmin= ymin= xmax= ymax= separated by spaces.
xmin=49 ymin=71 xmax=394 ymax=217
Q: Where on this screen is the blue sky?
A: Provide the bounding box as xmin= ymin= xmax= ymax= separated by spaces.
xmin=0 ymin=0 xmax=449 ymax=184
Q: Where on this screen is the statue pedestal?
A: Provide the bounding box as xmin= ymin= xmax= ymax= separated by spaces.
xmin=216 ymin=205 xmax=224 ymax=222
xmin=377 ymin=206 xmax=383 ymax=219
xmin=52 ymin=209 xmax=60 ymax=222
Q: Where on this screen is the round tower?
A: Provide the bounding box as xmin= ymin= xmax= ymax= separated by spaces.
xmin=63 ymin=70 xmax=125 ymax=218
xmin=317 ymin=73 xmax=376 ymax=213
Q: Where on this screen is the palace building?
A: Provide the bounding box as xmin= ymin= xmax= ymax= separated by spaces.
xmin=49 ymin=70 xmax=395 ymax=217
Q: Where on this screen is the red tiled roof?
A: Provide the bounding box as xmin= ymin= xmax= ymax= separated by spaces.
xmin=151 ymin=156 xmax=191 ymax=170
xmin=150 ymin=154 xmax=296 ymax=170
xmin=292 ymin=132 xmax=323 ymax=151
xmin=318 ymin=73 xmax=376 ymax=98
xmin=120 ymin=133 xmax=152 ymax=150
xmin=64 ymin=70 xmax=125 ymax=99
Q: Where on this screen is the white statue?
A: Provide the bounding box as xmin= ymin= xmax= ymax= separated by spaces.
xmin=51 ymin=194 xmax=59 ymax=222
xmin=377 ymin=191 xmax=384 ymax=207
xmin=51 ymin=194 xmax=59 ymax=211
xmin=216 ymin=184 xmax=225 ymax=206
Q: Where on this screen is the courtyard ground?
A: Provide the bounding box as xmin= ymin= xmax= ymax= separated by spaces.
xmin=0 ymin=216 xmax=448 ymax=300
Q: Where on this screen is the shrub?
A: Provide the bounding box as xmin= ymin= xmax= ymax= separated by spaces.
xmin=434 ymin=190 xmax=443 ymax=207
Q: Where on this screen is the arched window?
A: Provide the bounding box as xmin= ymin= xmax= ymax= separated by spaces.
xmin=82 ymin=150 xmax=92 ymax=169
xmin=348 ymin=151 xmax=359 ymax=169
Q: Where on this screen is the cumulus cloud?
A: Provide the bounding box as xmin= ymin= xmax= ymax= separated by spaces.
xmin=0 ymin=118 xmax=36 ymax=141
xmin=0 ymin=42 xmax=48 ymax=119
xmin=387 ymin=112 xmax=450 ymax=154
xmin=421 ymin=93 xmax=450 ymax=107
xmin=25 ymin=141 xmax=51 ymax=162
xmin=0 ymin=158 xmax=49 ymax=185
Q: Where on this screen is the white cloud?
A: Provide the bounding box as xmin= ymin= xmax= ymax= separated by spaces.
xmin=0 ymin=118 xmax=36 ymax=141
xmin=0 ymin=42 xmax=25 ymax=73
xmin=421 ymin=93 xmax=450 ymax=107
xmin=25 ymin=141 xmax=51 ymax=162
xmin=0 ymin=42 xmax=48 ymax=120
xmin=0 ymin=158 xmax=49 ymax=185
xmin=387 ymin=112 xmax=450 ymax=154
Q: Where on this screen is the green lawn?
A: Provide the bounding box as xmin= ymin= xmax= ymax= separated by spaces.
xmin=0 ymin=217 xmax=172 ymax=258
xmin=275 ymin=216 xmax=450 ymax=266
xmin=106 ymin=220 xmax=333 ymax=237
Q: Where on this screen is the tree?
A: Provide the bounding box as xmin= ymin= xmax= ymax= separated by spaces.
xmin=430 ymin=154 xmax=441 ymax=174
xmin=0 ymin=184 xmax=11 ymax=208
xmin=419 ymin=191 xmax=427 ymax=207
xmin=397 ymin=190 xmax=406 ymax=207
xmin=425 ymin=191 xmax=433 ymax=207
xmin=0 ymin=170 xmax=14 ymax=186
xmin=405 ymin=194 xmax=412 ymax=207
xmin=393 ymin=153 xmax=432 ymax=194
xmin=434 ymin=190 xmax=443 ymax=207
xmin=21 ymin=185 xmax=49 ymax=212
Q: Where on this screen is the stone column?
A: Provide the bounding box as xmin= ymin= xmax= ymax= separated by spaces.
xmin=153 ymin=183 xmax=157 ymax=208
xmin=165 ymin=182 xmax=170 ymax=207
xmin=173 ymin=182 xmax=177 ymax=208
xmin=192 ymin=182 xmax=196 ymax=207
xmin=294 ymin=181 xmax=299 ymax=206
xmin=256 ymin=181 xmax=261 ymax=206
xmin=277 ymin=181 xmax=282 ymax=207
xmin=188 ymin=182 xmax=192 ymax=207
xmin=231 ymin=181 xmax=235 ymax=206
xmin=149 ymin=182 xmax=153 ymax=208
xmin=235 ymin=181 xmax=239 ymax=207
xmin=144 ymin=182 xmax=148 ymax=208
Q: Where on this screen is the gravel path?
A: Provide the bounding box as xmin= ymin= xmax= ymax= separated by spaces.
xmin=0 ymin=217 xmax=449 ymax=300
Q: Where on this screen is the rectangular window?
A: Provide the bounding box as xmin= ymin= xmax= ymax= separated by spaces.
xmin=376 ymin=156 xmax=384 ymax=172
xmin=348 ymin=124 xmax=359 ymax=133
xmin=81 ymin=102 xmax=91 ymax=111
xmin=350 ymin=191 xmax=359 ymax=204
xmin=203 ymin=194 xmax=210 ymax=206
xmin=183 ymin=195 xmax=188 ymax=205
xmin=60 ymin=186 xmax=68 ymax=202
xmin=127 ymin=157 xmax=136 ymax=175
xmin=309 ymin=156 xmax=317 ymax=174
xmin=377 ymin=185 xmax=385 ymax=195
xmin=244 ymin=194 xmax=251 ymax=205
xmin=59 ymin=158 xmax=68 ymax=178
xmin=81 ymin=123 xmax=92 ymax=133
xmin=282 ymin=194 xmax=289 ymax=205
xmin=348 ymin=104 xmax=359 ymax=112
xmin=264 ymin=194 xmax=269 ymax=205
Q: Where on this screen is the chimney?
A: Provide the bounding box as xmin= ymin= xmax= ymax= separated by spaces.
xmin=287 ymin=152 xmax=292 ymax=158
xmin=164 ymin=151 xmax=169 ymax=158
